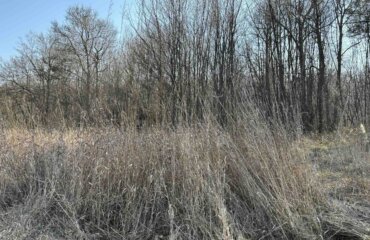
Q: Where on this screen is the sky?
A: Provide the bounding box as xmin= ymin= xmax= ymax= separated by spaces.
xmin=0 ymin=0 xmax=136 ymax=61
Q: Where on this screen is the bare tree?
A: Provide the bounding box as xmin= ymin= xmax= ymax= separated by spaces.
xmin=52 ymin=6 xmax=116 ymax=121
xmin=312 ymin=0 xmax=331 ymax=132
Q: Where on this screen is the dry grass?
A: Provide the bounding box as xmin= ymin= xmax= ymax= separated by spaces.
xmin=0 ymin=119 xmax=369 ymax=239
xmin=293 ymin=128 xmax=370 ymax=239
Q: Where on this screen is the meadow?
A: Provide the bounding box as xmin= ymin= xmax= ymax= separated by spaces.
xmin=0 ymin=113 xmax=369 ymax=239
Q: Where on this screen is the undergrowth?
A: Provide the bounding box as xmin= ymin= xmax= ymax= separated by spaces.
xmin=0 ymin=118 xmax=369 ymax=239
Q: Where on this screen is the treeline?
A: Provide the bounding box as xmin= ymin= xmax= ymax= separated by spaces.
xmin=0 ymin=0 xmax=369 ymax=131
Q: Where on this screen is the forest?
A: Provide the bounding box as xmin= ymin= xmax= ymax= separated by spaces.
xmin=0 ymin=0 xmax=369 ymax=239
xmin=0 ymin=0 xmax=368 ymax=131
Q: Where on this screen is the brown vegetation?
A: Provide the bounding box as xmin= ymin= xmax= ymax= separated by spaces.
xmin=0 ymin=0 xmax=369 ymax=239
xmin=0 ymin=117 xmax=368 ymax=239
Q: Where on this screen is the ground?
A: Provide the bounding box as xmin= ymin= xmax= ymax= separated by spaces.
xmin=297 ymin=129 xmax=370 ymax=238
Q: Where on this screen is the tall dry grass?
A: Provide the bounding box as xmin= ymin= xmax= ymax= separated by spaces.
xmin=0 ymin=115 xmax=368 ymax=239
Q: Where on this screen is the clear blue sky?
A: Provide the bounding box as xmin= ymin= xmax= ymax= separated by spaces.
xmin=0 ymin=0 xmax=136 ymax=61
